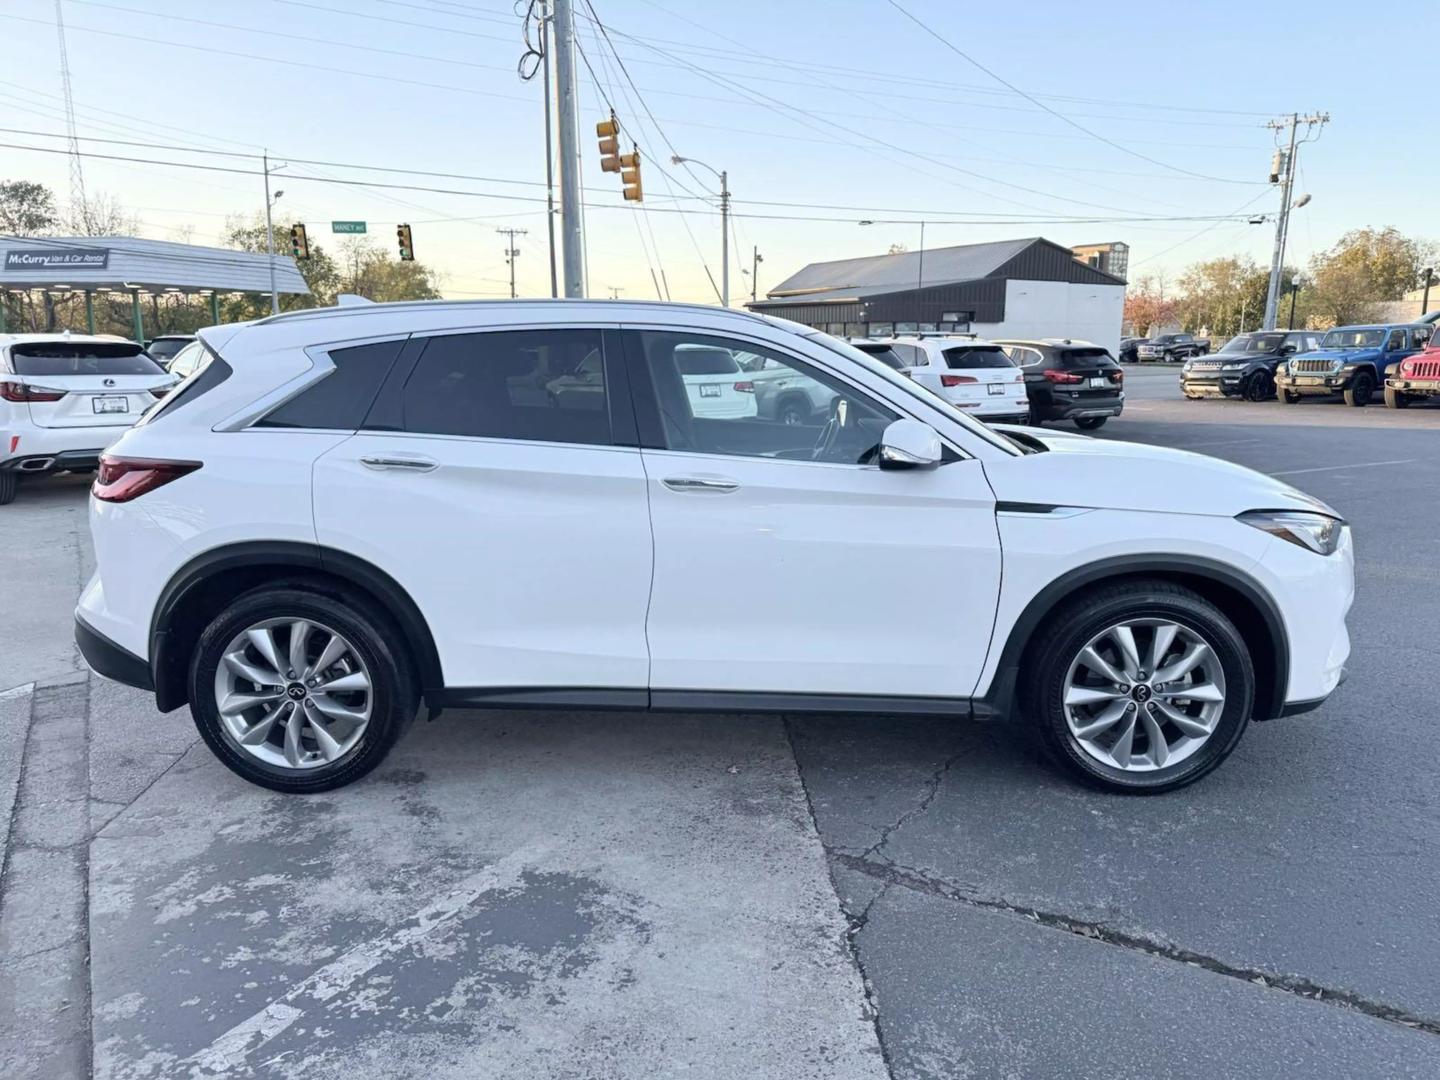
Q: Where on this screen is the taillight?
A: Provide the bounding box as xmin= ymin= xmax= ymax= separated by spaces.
xmin=1014 ymin=373 xmax=1025 ymax=383
xmin=150 ymin=387 xmax=171 ymax=399
xmin=733 ymin=380 xmax=755 ymax=393
xmin=93 ymin=456 xmax=201 ymax=503
xmin=1109 ymin=369 xmax=1124 ymax=383
xmin=0 ymin=381 xmax=67 ymax=403
xmin=1043 ymin=370 xmax=1083 ymax=384
xmin=940 ymin=374 xmax=978 ymax=387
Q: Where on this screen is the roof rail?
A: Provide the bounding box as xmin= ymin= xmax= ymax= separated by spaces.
xmin=251 ymin=296 xmax=766 ymax=327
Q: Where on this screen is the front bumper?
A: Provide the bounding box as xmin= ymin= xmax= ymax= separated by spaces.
xmin=1181 ymin=373 xmax=1244 ymax=397
xmin=1387 ymin=377 xmax=1440 ymax=396
xmin=75 ymin=613 xmax=154 ymax=692
xmin=1276 ymin=371 xmax=1350 ymax=396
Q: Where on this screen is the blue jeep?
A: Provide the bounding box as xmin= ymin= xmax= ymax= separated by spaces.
xmin=1275 ymin=322 xmax=1433 ymax=406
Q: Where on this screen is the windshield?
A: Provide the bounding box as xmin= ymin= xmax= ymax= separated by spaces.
xmin=1219 ymin=333 xmax=1286 ymax=354
xmin=804 ymin=331 xmax=1021 ymax=457
xmin=941 ymin=346 xmax=1014 ymax=370
xmin=10 ymin=341 xmax=164 ymax=377
xmin=1320 ymin=328 xmax=1384 ymax=349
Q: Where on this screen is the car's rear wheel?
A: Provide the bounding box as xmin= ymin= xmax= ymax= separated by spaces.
xmin=1384 ymin=385 xmax=1410 ymax=409
xmin=777 ymin=396 xmax=811 ymax=426
xmin=1020 ymin=580 xmax=1255 ymax=793
xmin=1344 ymin=371 xmax=1374 ymax=407
xmin=1074 ymin=416 xmax=1108 ymax=430
xmin=0 ymin=472 xmax=16 ymax=506
xmin=189 ymin=588 xmax=417 ymax=793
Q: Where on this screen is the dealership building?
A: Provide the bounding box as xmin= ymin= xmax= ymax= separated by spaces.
xmin=747 ymin=237 xmax=1127 ymax=355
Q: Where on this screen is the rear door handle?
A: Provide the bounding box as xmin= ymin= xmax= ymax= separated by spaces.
xmin=360 ymin=455 xmax=438 ymax=472
xmin=662 ymin=476 xmax=739 ymax=493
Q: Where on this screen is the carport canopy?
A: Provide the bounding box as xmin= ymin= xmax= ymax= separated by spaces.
xmin=0 ymin=234 xmax=310 ymax=337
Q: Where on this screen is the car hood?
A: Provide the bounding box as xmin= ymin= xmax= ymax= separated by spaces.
xmin=983 ymin=429 xmax=1338 ymax=518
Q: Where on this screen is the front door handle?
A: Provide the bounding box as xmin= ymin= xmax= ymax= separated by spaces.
xmin=360 ymin=455 xmax=439 ymax=472
xmin=662 ymin=476 xmax=739 ymax=493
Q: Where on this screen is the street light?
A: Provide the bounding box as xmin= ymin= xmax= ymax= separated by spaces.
xmin=860 ymin=219 xmax=927 ymax=329
xmin=262 ymin=151 xmax=288 ymax=316
xmin=1288 ymin=273 xmax=1305 ymax=330
xmin=671 ymin=154 xmax=730 ymax=307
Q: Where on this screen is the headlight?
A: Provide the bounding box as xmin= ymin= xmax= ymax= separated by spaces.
xmin=1238 ymin=510 xmax=1346 ymax=556
xmin=1222 ymin=362 xmax=1247 ymax=370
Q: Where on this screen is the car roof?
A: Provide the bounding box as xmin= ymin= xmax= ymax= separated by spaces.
xmin=866 ymin=335 xmax=1003 ymax=349
xmin=0 ymin=332 xmax=139 ymax=348
xmin=1328 ymin=323 xmax=1427 ymax=331
xmin=991 ymin=338 xmax=1102 ymax=349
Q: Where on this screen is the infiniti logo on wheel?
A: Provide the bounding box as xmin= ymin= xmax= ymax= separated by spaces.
xmin=286 ymin=684 xmax=307 ymax=700
xmin=1132 ymin=684 xmax=1153 ymax=703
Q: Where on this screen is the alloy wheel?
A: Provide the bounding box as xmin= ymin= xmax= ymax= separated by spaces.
xmin=212 ymin=618 xmax=373 ymax=771
xmin=1062 ymin=618 xmax=1227 ymax=772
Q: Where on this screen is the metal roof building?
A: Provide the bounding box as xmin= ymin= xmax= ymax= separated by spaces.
xmin=748 ymin=237 xmax=1128 ymax=354
xmin=0 ymin=234 xmax=309 ymax=337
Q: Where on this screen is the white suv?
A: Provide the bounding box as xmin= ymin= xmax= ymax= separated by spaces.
xmin=1 ymin=333 xmax=176 ymax=504
xmin=851 ymin=335 xmax=1030 ymax=424
xmin=76 ymin=301 xmax=1353 ymax=795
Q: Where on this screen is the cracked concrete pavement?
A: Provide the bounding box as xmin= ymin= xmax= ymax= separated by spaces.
xmin=2 ymin=372 xmax=1439 ymax=1077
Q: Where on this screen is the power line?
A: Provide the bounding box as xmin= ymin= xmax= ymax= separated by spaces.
xmin=881 ymin=0 xmax=1257 ymax=186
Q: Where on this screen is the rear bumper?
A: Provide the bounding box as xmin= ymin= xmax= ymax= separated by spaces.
xmin=1 ymin=448 xmax=103 ymax=475
xmin=1034 ymin=396 xmax=1124 ymax=421
xmin=1 ymin=422 xmax=129 ymax=469
xmin=75 ymin=613 xmax=153 ymax=692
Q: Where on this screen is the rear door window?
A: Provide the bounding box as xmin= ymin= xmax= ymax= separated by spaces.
xmin=10 ymin=341 xmax=163 ymax=377
xmin=941 ymin=346 xmax=1014 ymax=369
xmin=399 ymin=329 xmax=613 ymax=446
xmin=259 ymin=340 xmax=404 ymax=430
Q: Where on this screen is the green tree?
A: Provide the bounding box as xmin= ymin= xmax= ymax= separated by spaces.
xmin=337 ymin=237 xmax=443 ymax=302
xmin=0 ymin=179 xmax=58 ymax=235
xmin=1173 ymin=255 xmax=1283 ymax=337
xmin=1305 ymin=227 xmax=1437 ymax=327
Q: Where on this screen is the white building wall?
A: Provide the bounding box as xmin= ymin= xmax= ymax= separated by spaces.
xmin=970 ymin=280 xmax=1126 ymax=357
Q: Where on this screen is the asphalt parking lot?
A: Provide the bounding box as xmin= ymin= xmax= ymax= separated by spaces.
xmin=2 ymin=365 xmax=1437 ymax=1079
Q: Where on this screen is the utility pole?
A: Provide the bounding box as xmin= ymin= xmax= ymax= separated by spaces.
xmin=751 ymin=246 xmax=763 ymax=304
xmin=671 ymin=155 xmax=729 ymax=306
xmin=539 ymin=0 xmax=558 ymax=298
xmin=1262 ymin=112 xmax=1327 ymax=330
xmin=1422 ymin=267 xmax=1434 ymax=316
xmin=606 ymin=285 xmax=623 ymax=299
xmin=498 ymin=227 xmax=528 ymax=299
xmin=262 ymin=152 xmax=284 ymax=316
xmin=551 ymin=0 xmax=585 ymax=297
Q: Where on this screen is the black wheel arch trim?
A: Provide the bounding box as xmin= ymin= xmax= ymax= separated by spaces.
xmin=149 ymin=540 xmax=444 ymax=713
xmin=977 ymin=554 xmax=1290 ymax=722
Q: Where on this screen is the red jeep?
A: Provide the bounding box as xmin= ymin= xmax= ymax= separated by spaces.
xmin=1385 ymin=338 xmax=1440 ymax=407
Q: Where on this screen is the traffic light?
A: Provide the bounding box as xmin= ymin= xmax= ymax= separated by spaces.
xmin=620 ymin=148 xmax=642 ymax=202
xmin=396 ymin=223 xmax=414 ymax=262
xmin=289 ymin=223 xmax=309 ymax=259
xmin=597 ymin=113 xmax=620 ymax=173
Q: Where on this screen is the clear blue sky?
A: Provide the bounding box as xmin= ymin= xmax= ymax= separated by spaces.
xmin=1 ymin=0 xmax=1431 ymax=302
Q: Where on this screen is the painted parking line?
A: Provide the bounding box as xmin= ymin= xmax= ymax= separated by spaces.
xmin=1269 ymin=459 xmax=1416 ymax=477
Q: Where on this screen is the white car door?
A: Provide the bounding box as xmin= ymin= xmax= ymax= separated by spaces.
xmin=312 ymin=326 xmax=654 ymax=695
xmin=627 ymin=327 xmax=1002 ymax=703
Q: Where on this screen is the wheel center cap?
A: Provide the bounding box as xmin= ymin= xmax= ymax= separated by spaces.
xmin=286 ymin=683 xmax=308 ymax=701
xmin=1131 ymin=684 xmax=1153 ymax=703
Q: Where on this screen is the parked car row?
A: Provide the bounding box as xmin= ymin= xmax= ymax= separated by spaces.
xmin=1136 ymin=333 xmax=1210 ymax=362
xmin=851 ymin=334 xmax=1124 ymax=430
xmin=1181 ymin=322 xmax=1435 ymax=408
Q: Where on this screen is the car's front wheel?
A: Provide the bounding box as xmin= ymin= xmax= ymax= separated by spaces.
xmin=1020 ymin=580 xmax=1255 ymax=793
xmin=1344 ymin=371 xmax=1374 ymax=407
xmin=1384 ymin=385 xmax=1410 ymax=409
xmin=189 ymin=588 xmax=418 ymax=793
xmin=1243 ymin=371 xmax=1275 ymax=401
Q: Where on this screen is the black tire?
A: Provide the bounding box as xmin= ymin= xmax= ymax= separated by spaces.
xmin=1019 ymin=579 xmax=1256 ymax=793
xmin=1163 ymin=351 xmax=1175 ymax=363
xmin=1343 ymin=371 xmax=1374 ymax=407
xmin=1281 ymin=389 xmax=1302 ymax=404
xmin=0 ymin=472 xmax=16 ymax=506
xmin=1074 ymin=416 xmax=1108 ymax=430
xmin=1384 ymin=385 xmax=1410 ymax=409
xmin=776 ymin=395 xmax=811 ymax=426
xmin=188 ymin=587 xmax=419 ymax=793
xmin=1243 ymin=371 xmax=1274 ymax=402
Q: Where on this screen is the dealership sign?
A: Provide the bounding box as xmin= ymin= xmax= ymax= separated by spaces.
xmin=3 ymin=248 xmax=111 ymax=271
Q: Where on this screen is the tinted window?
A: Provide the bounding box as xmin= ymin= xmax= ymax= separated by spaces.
xmin=10 ymin=341 xmax=163 ymax=377
xmin=259 ymin=340 xmax=402 ymax=430
xmin=674 ymin=347 xmax=740 ymax=376
xmin=401 ymin=329 xmax=610 ymax=445
xmin=851 ymin=344 xmax=908 ymax=370
xmin=1058 ymin=348 xmax=1119 ymax=369
xmin=637 ymin=331 xmax=896 ymax=465
xmin=146 ymin=338 xmax=191 ymax=361
xmin=942 ymin=346 xmax=1014 ymax=370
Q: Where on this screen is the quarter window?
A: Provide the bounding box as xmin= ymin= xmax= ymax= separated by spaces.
xmin=258 ymin=340 xmax=402 ymax=430
xmin=400 ymin=329 xmax=611 ymax=445
xmin=634 ymin=331 xmax=896 ymax=465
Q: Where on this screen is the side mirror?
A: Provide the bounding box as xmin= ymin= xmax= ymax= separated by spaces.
xmin=878 ymin=418 xmax=942 ymax=470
